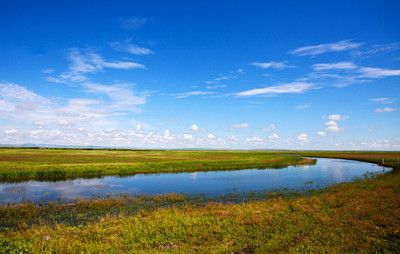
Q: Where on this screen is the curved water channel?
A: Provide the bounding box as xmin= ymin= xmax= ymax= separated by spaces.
xmin=0 ymin=158 xmax=391 ymax=204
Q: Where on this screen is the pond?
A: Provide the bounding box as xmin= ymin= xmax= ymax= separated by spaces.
xmin=0 ymin=158 xmax=391 ymax=204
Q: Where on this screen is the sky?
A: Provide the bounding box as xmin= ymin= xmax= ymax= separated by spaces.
xmin=0 ymin=0 xmax=399 ymax=150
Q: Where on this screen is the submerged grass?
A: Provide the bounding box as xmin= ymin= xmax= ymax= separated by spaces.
xmin=0 ymin=150 xmax=399 ymax=253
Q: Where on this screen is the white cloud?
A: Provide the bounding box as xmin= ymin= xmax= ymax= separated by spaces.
xmin=233 ymin=123 xmax=249 ymax=129
xmin=328 ymin=114 xmax=349 ymax=121
xmin=308 ymin=61 xmax=400 ymax=87
xmin=236 ymin=82 xmax=313 ymax=97
xmin=261 ymin=124 xmax=276 ymax=132
xmin=214 ymin=76 xmax=229 ymax=81
xmin=306 ymin=71 xmax=368 ymax=88
xmin=313 ymin=61 xmax=358 ymax=71
xmin=0 ymin=83 xmax=47 ymax=107
xmin=322 ymin=114 xmax=349 ymax=133
xmin=246 ymin=136 xmax=262 ymax=142
xmin=353 ymin=43 xmax=400 ymax=58
xmin=42 ymin=68 xmax=54 ymax=74
xmin=46 ymin=49 xmax=145 ymax=84
xmin=207 ymin=133 xmax=216 ymax=139
xmin=100 ymin=60 xmax=145 ymax=70
xmin=297 ymin=133 xmax=309 ymax=144
xmin=0 ymin=82 xmax=147 ymax=132
xmin=295 ymin=103 xmax=311 ymax=109
xmin=325 ymin=122 xmax=341 ymax=132
xmin=190 ymin=124 xmax=199 ymax=131
xmin=359 ymin=67 xmax=400 ymax=78
xmin=5 ymin=129 xmax=18 ymax=134
xmin=110 ymin=42 xmax=153 ymax=56
xmin=203 ymin=75 xmax=230 ymax=85
xmin=369 ymin=97 xmax=394 ymax=104
xmin=163 ymin=129 xmax=173 ymax=140
xmin=375 ymin=107 xmax=396 ymax=113
xmin=290 ymin=40 xmax=361 ymax=56
xmin=183 ymin=134 xmax=193 ymax=140
xmin=173 ymin=91 xmax=215 ymax=99
xmin=206 ymin=85 xmax=226 ymax=90
xmin=84 ymin=83 xmax=147 ymax=112
xmin=250 ymin=61 xmax=287 ymax=69
xmin=317 ymin=131 xmax=326 ymax=137
xmin=268 ymin=133 xmax=279 ymax=141
xmin=358 ymin=139 xmax=400 ymax=150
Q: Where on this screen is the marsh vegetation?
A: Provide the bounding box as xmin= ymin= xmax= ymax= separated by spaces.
xmin=0 ymin=149 xmax=399 ymax=253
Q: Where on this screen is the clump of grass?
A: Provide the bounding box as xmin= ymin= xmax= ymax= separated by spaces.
xmin=0 ymin=238 xmax=31 ymax=254
xmin=35 ymin=169 xmax=66 ymax=180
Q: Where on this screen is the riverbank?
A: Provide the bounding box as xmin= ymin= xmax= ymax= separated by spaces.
xmin=0 ymin=151 xmax=399 ymax=253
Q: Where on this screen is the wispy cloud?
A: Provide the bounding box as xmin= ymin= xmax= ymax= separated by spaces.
xmin=375 ymin=107 xmax=396 ymax=113
xmin=290 ymin=40 xmax=361 ymax=56
xmin=0 ymin=82 xmax=147 ymax=131
xmin=313 ymin=61 xmax=358 ymax=71
xmin=100 ymin=60 xmax=145 ymax=70
xmin=359 ymin=67 xmax=400 ymax=78
xmin=369 ymin=97 xmax=394 ymax=104
xmin=46 ymin=49 xmax=145 ymax=84
xmin=353 ymin=43 xmax=400 ymax=58
xmin=204 ymin=75 xmax=230 ymax=85
xmin=261 ymin=124 xmax=276 ymax=132
xmin=42 ymin=68 xmax=54 ymax=74
xmin=250 ymin=61 xmax=288 ymax=69
xmin=206 ymin=85 xmax=226 ymax=90
xmin=236 ymin=82 xmax=313 ymax=97
xmin=120 ymin=17 xmax=147 ymax=29
xmin=110 ymin=41 xmax=153 ymax=56
xmin=309 ymin=61 xmax=400 ymax=87
xmin=233 ymin=123 xmax=249 ymax=129
xmin=84 ymin=83 xmax=147 ymax=112
xmin=0 ymin=82 xmax=46 ymax=103
xmin=173 ymin=91 xmax=216 ymax=99
xmin=295 ymin=103 xmax=311 ymax=110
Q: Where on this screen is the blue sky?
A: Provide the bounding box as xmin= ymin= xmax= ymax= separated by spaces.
xmin=0 ymin=0 xmax=399 ymax=149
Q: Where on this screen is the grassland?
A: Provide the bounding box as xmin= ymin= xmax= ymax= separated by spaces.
xmin=0 ymin=149 xmax=399 ymax=253
xmin=0 ymin=148 xmax=314 ymax=181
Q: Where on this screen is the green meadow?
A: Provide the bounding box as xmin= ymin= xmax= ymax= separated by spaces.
xmin=0 ymin=149 xmax=399 ymax=253
xmin=0 ymin=148 xmax=314 ymax=181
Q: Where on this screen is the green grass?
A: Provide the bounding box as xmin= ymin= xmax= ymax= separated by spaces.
xmin=0 ymin=149 xmax=314 ymax=181
xmin=0 ymin=149 xmax=400 ymax=253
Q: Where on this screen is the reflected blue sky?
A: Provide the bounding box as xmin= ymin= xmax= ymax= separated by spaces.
xmin=0 ymin=158 xmax=390 ymax=204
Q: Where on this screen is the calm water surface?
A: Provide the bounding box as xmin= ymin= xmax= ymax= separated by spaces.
xmin=0 ymin=158 xmax=390 ymax=204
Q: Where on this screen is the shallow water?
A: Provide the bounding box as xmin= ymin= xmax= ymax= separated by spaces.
xmin=0 ymin=158 xmax=390 ymax=204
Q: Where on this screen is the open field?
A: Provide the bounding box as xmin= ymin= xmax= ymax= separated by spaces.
xmin=0 ymin=150 xmax=399 ymax=253
xmin=0 ymin=149 xmax=315 ymax=181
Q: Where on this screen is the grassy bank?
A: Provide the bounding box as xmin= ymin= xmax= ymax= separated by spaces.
xmin=0 ymin=151 xmax=399 ymax=253
xmin=0 ymin=149 xmax=314 ymax=181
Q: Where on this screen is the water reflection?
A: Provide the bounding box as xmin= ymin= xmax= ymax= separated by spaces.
xmin=0 ymin=158 xmax=390 ymax=204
